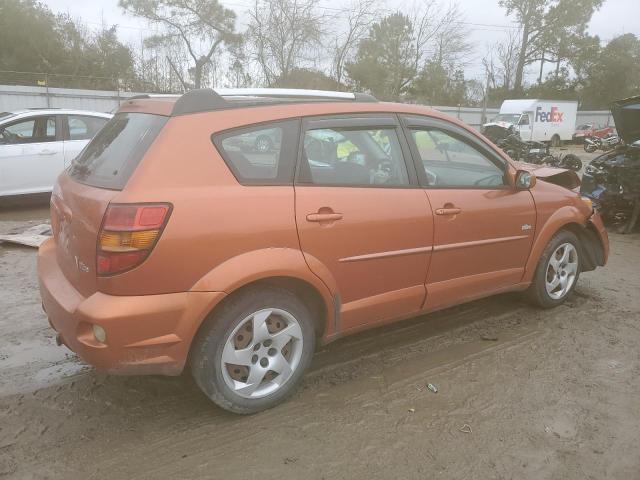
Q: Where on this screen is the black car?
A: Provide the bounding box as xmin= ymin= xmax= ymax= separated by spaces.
xmin=581 ymin=96 xmax=640 ymax=233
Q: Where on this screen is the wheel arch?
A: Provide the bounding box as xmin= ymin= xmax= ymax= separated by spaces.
xmin=186 ymin=248 xmax=337 ymax=358
xmin=523 ymin=206 xmax=593 ymax=283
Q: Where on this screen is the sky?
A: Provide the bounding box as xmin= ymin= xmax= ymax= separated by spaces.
xmin=43 ymin=0 xmax=640 ymax=83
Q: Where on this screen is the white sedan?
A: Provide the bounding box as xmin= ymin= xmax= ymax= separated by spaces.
xmin=0 ymin=109 xmax=112 ymax=197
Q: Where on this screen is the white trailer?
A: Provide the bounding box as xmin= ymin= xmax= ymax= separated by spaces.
xmin=483 ymin=99 xmax=578 ymax=146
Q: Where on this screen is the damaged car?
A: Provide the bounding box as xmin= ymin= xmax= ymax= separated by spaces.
xmin=581 ymin=96 xmax=640 ymax=233
xmin=38 ymin=88 xmax=608 ymax=414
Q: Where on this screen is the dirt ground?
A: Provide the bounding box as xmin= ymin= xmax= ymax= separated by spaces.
xmin=1 ymin=147 xmax=639 ymax=479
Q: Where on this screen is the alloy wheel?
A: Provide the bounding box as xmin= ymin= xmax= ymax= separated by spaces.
xmin=545 ymin=243 xmax=578 ymax=300
xmin=221 ymin=308 xmax=303 ymax=399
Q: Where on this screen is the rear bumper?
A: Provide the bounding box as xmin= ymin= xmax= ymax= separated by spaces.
xmin=38 ymin=238 xmax=226 ymax=375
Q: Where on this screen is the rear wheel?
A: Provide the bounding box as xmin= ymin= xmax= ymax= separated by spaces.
xmin=191 ymin=286 xmax=316 ymax=414
xmin=561 ymin=154 xmax=582 ymax=171
xmin=551 ymin=134 xmax=562 ymax=147
xmin=526 ymin=230 xmax=581 ymax=308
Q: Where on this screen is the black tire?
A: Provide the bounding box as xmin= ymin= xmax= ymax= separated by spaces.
xmin=190 ymin=286 xmax=316 ymax=414
xmin=551 ymin=135 xmax=562 ymax=147
xmin=526 ymin=230 xmax=582 ymax=309
xmin=561 ymin=154 xmax=582 ymax=172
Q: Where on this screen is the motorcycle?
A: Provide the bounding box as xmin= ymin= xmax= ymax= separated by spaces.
xmin=497 ymin=133 xmax=583 ymax=171
xmin=583 ymin=133 xmax=620 ymax=153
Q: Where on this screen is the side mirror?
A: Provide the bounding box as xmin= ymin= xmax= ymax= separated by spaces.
xmin=515 ymin=170 xmax=536 ymax=190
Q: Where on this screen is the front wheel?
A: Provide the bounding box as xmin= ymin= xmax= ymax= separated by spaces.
xmin=551 ymin=135 xmax=562 ymax=147
xmin=526 ymin=230 xmax=581 ymax=308
xmin=191 ymin=286 xmax=316 ymax=414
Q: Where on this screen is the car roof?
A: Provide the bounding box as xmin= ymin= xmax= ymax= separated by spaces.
xmin=116 ymin=88 xmax=454 ymax=125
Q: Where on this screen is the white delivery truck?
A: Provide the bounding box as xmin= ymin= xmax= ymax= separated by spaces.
xmin=483 ymin=99 xmax=578 ymax=146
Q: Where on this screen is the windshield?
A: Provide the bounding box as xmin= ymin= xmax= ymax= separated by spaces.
xmin=68 ymin=112 xmax=167 ymax=190
xmin=492 ymin=114 xmax=521 ymax=124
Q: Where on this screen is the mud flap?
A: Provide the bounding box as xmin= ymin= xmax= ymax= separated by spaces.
xmin=579 ymin=224 xmax=606 ymax=272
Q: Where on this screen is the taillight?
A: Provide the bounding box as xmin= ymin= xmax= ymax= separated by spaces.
xmin=97 ymin=203 xmax=171 ymax=275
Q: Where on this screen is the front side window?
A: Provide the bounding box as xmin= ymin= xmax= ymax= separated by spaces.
xmin=67 ymin=115 xmax=109 ymax=140
xmin=412 ymin=128 xmax=505 ymax=187
xmin=0 ymin=116 xmax=56 ymax=144
xmin=300 ymin=127 xmax=409 ymax=187
xmin=213 ymin=120 xmax=298 ymax=185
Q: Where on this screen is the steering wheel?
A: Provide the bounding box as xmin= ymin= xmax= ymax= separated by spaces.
xmin=0 ymin=129 xmax=13 ymax=144
xmin=474 ymin=173 xmax=503 ymax=186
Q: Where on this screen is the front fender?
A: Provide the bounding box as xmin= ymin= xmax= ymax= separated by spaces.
xmin=189 ymin=247 xmax=337 ymax=335
xmin=522 ymin=205 xmax=588 ymax=283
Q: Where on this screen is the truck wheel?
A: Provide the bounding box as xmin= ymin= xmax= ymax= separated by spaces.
xmin=526 ymin=230 xmax=581 ymax=309
xmin=551 ymin=134 xmax=562 ymax=147
xmin=191 ymin=286 xmax=316 ymax=414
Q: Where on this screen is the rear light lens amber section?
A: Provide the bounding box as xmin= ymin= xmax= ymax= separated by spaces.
xmin=97 ymin=203 xmax=171 ymax=275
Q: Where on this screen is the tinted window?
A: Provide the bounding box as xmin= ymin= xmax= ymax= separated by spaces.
xmin=412 ymin=129 xmax=505 ymax=187
xmin=68 ymin=113 xmax=167 ymax=190
xmin=213 ymin=120 xmax=299 ymax=185
xmin=300 ymin=127 xmax=409 ymax=187
xmin=67 ymin=115 xmax=109 ymax=140
xmin=0 ymin=116 xmax=56 ymax=144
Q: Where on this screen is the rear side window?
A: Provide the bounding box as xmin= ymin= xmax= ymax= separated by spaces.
xmin=67 ymin=115 xmax=109 ymax=140
xmin=212 ymin=120 xmax=300 ymax=185
xmin=68 ymin=113 xmax=167 ymax=190
xmin=300 ymin=127 xmax=410 ymax=187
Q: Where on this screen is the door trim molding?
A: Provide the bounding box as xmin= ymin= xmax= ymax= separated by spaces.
xmin=339 ymin=246 xmax=432 ymax=263
xmin=433 ymin=235 xmax=529 ymax=252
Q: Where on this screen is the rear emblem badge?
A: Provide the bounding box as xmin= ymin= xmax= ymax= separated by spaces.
xmin=521 ymin=224 xmax=532 ymax=231
xmin=75 ymin=256 xmax=89 ymax=273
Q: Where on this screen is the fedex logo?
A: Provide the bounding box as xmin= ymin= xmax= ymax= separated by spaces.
xmin=535 ymin=106 xmax=564 ymax=123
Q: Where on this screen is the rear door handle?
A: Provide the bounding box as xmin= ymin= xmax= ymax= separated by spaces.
xmin=435 ymin=207 xmax=462 ymax=216
xmin=306 ymin=213 xmax=343 ymax=222
xmin=38 ymin=149 xmax=57 ymax=156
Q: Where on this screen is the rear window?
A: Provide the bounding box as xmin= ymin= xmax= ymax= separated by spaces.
xmin=68 ymin=113 xmax=167 ymax=190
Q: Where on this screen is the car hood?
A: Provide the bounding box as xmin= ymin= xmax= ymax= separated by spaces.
xmin=611 ymin=95 xmax=640 ymax=144
xmin=513 ymin=161 xmax=581 ymax=190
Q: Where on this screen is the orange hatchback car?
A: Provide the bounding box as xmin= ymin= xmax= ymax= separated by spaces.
xmin=38 ymin=89 xmax=608 ymax=413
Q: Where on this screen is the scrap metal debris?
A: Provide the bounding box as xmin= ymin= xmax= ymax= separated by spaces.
xmin=459 ymin=424 xmax=473 ymax=434
xmin=427 ymin=383 xmax=438 ymax=393
xmin=0 ymin=224 xmax=51 ymax=248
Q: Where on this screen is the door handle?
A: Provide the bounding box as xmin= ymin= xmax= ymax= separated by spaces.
xmin=435 ymin=207 xmax=462 ymax=216
xmin=38 ymin=149 xmax=56 ymax=156
xmin=306 ymin=212 xmax=343 ymax=222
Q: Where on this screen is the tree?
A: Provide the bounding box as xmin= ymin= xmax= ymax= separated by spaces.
xmin=247 ymin=0 xmax=324 ymax=86
xmin=346 ymin=3 xmax=471 ymax=102
xmin=499 ymin=0 xmax=602 ymax=93
xmin=119 ymin=0 xmax=238 ymax=90
xmin=330 ymin=0 xmax=379 ymax=89
xmin=346 ymin=13 xmax=417 ymax=100
xmin=579 ymin=34 xmax=640 ymax=109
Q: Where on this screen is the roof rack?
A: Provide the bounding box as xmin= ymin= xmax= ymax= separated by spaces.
xmin=169 ymin=88 xmax=377 ymax=116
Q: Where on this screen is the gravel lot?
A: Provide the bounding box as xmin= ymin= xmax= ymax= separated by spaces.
xmin=1 ymin=146 xmax=639 ymax=479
